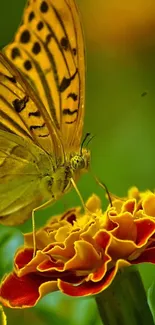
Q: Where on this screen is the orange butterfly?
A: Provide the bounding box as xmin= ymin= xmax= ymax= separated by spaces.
xmin=0 ymin=0 xmax=90 ymax=226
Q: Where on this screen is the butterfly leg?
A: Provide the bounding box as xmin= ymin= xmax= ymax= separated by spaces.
xmin=32 ymin=198 xmax=56 ymax=256
xmin=70 ymin=178 xmax=90 ymax=214
xmin=93 ymin=176 xmax=113 ymax=207
xmin=94 ymin=175 xmax=126 ymax=203
xmin=32 ymin=211 xmax=36 ymax=258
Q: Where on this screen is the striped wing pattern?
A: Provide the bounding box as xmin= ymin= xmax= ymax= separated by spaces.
xmin=0 ymin=52 xmax=63 ymax=159
xmin=4 ymin=0 xmax=85 ymax=151
xmin=0 ymin=0 xmax=86 ymax=225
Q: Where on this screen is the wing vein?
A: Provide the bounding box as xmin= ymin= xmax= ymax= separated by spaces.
xmin=51 ymin=3 xmax=77 ymax=71
xmin=20 ymin=46 xmax=60 ymax=129
xmin=32 ymin=29 xmax=62 ymax=129
xmin=0 ymin=95 xmax=32 ymax=138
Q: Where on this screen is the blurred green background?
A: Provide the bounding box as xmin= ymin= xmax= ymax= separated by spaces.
xmin=1 ymin=0 xmax=155 ymax=324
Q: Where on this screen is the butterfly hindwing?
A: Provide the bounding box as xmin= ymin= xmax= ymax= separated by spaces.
xmin=4 ymin=0 xmax=85 ymax=151
xmin=0 ymin=129 xmax=53 ymax=225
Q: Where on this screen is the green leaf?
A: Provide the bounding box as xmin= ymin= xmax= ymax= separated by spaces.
xmin=148 ymin=282 xmax=155 ymax=322
xmin=0 ymin=225 xmax=23 ymax=279
xmin=95 ymin=266 xmax=154 ymax=325
xmin=37 ymin=293 xmax=101 ymax=325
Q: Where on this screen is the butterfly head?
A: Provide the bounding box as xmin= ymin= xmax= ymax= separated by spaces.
xmin=70 ymin=148 xmax=90 ymax=173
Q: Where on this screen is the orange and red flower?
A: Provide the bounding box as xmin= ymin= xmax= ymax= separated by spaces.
xmin=1 ymin=187 xmax=155 ymax=308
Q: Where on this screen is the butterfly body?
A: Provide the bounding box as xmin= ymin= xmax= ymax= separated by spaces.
xmin=0 ymin=0 xmax=88 ymax=226
xmin=0 ymin=128 xmax=90 ymax=225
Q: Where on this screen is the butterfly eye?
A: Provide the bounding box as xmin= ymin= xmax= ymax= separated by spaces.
xmin=70 ymin=155 xmax=85 ymax=171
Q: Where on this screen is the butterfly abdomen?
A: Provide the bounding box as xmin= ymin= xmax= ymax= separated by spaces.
xmin=45 ymin=149 xmax=90 ymax=201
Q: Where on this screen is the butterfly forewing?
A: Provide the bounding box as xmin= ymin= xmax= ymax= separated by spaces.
xmin=4 ymin=0 xmax=85 ymax=151
xmin=0 ymin=52 xmax=64 ymax=158
xmin=0 ymin=57 xmax=32 ymax=138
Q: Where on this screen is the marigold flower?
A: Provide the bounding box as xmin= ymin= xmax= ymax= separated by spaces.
xmin=1 ymin=187 xmax=155 ymax=308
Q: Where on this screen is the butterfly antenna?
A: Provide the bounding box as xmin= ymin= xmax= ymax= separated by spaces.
xmin=86 ymin=134 xmax=95 ymax=148
xmin=31 ymin=198 xmax=57 ymax=257
xmin=80 ymin=132 xmax=91 ymax=155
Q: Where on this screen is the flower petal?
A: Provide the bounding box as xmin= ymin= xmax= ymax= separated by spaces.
xmin=58 ymin=260 xmax=130 ymax=296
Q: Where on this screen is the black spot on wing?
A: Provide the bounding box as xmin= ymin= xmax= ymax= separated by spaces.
xmin=24 ymin=60 xmax=32 ymax=71
xmin=30 ymin=122 xmax=45 ymax=130
xmin=29 ymin=110 xmax=41 ymax=117
xmin=37 ymin=21 xmax=44 ymax=31
xmin=28 ymin=11 xmax=35 ymax=22
xmin=20 ymin=30 xmax=31 ymax=43
xmin=72 ymin=48 xmax=77 ymax=56
xmin=60 ymin=37 xmax=69 ymax=51
xmin=12 ymin=96 xmax=29 ymax=113
xmin=63 ymin=109 xmax=78 ymax=116
xmin=45 ymin=34 xmax=53 ymax=45
xmin=40 ymin=1 xmax=49 ymax=13
xmin=59 ymin=69 xmax=78 ymax=92
xmin=67 ymin=93 xmax=78 ymax=101
xmin=11 ymin=47 xmax=21 ymax=60
xmin=65 ymin=119 xmax=77 ymax=125
xmin=32 ymin=42 xmax=41 ymax=55
xmin=38 ymin=133 xmax=49 ymax=138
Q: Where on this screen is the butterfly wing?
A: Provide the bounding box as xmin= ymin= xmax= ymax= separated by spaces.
xmin=4 ymin=0 xmax=85 ymax=151
xmin=0 ymin=129 xmax=53 ymax=225
xmin=0 ymin=0 xmax=85 ymax=226
xmin=0 ymin=52 xmax=64 ymax=159
xmin=0 ymin=53 xmax=65 ymax=225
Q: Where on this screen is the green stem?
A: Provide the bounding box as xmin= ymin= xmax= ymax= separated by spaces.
xmin=95 ymin=266 xmax=154 ymax=325
xmin=0 ymin=305 xmax=7 ymax=325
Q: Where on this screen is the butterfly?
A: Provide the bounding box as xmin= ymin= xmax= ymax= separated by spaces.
xmin=0 ymin=0 xmax=90 ymax=226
